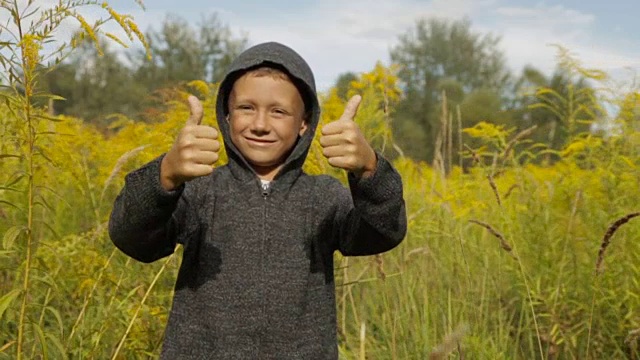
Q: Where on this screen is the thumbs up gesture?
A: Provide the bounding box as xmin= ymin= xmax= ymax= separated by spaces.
xmin=320 ymin=95 xmax=377 ymax=178
xmin=160 ymin=95 xmax=220 ymax=190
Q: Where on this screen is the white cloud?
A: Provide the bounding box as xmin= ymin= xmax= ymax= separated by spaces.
xmin=495 ymin=4 xmax=595 ymax=25
xmin=203 ymin=0 xmax=496 ymax=90
xmin=3 ymin=0 xmax=637 ymax=94
xmin=205 ymin=0 xmax=639 ymax=91
xmin=489 ymin=3 xmax=640 ymax=81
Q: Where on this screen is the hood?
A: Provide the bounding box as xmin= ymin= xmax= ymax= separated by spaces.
xmin=215 ymin=42 xmax=321 ymax=185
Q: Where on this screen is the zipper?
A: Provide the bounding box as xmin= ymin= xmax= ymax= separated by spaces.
xmin=259 ymin=179 xmax=270 ymax=355
xmin=260 ymin=182 xmax=271 ymax=200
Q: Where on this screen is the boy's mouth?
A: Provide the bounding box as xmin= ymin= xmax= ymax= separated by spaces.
xmin=245 ymin=137 xmax=276 ymax=145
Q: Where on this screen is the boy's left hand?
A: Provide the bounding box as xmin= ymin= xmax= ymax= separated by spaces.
xmin=320 ymin=95 xmax=377 ymax=178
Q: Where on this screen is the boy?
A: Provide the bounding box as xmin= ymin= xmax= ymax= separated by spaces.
xmin=108 ymin=42 xmax=407 ymax=359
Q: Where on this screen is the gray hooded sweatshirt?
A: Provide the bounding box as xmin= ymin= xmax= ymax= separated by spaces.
xmin=108 ymin=42 xmax=407 ymax=359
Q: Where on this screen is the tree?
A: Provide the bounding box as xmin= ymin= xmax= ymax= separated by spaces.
xmin=132 ymin=13 xmax=247 ymax=88
xmin=508 ymin=64 xmax=599 ymax=154
xmin=40 ymin=36 xmax=148 ymax=125
xmin=198 ymin=14 xmax=248 ymax=83
xmin=134 ymin=15 xmax=206 ymax=86
xmin=333 ymin=71 xmax=358 ymax=100
xmin=390 ymin=17 xmax=511 ymax=163
xmin=129 ymin=13 xmax=247 ymax=121
xmin=40 ymin=12 xmax=247 ymax=125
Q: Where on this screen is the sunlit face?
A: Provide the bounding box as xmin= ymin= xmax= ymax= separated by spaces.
xmin=228 ymin=71 xmax=307 ymax=180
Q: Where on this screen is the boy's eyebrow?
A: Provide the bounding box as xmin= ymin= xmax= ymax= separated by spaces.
xmin=232 ymin=97 xmax=295 ymax=109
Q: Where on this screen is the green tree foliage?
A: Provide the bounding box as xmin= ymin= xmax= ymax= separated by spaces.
xmin=334 ymin=71 xmax=358 ymax=100
xmin=41 ymin=37 xmax=149 ymax=125
xmin=506 ymin=47 xmax=603 ymax=166
xmin=390 ymin=17 xmax=511 ymax=163
xmin=132 ymin=13 xmax=246 ymax=87
xmin=39 ymin=12 xmax=247 ymax=126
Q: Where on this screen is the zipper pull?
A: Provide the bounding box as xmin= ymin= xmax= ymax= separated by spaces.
xmin=260 ymin=181 xmax=271 ymax=198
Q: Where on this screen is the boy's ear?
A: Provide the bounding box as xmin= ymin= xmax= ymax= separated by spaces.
xmin=298 ymin=109 xmax=311 ymax=136
xmin=299 ymin=121 xmax=308 ymax=136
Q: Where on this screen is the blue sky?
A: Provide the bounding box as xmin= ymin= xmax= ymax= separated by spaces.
xmin=6 ymin=0 xmax=640 ymax=92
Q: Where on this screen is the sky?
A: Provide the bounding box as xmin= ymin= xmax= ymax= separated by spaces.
xmin=4 ymin=0 xmax=640 ymax=92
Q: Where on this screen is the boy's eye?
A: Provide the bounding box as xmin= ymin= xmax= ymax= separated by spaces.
xmin=236 ymin=105 xmax=254 ymax=111
xmin=272 ymin=109 xmax=289 ymax=116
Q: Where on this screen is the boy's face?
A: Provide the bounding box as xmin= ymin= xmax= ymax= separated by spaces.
xmin=228 ymin=72 xmax=307 ymax=179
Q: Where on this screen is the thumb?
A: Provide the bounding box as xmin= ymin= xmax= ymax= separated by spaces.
xmin=340 ymin=94 xmax=362 ymax=122
xmin=186 ymin=95 xmax=204 ymax=126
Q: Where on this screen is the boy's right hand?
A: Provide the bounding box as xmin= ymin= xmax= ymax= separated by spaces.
xmin=160 ymin=95 xmax=220 ymax=191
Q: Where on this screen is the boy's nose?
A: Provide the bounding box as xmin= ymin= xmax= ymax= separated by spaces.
xmin=250 ymin=111 xmax=269 ymax=132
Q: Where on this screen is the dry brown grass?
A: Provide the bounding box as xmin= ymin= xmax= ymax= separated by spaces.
xmin=429 ymin=324 xmax=469 ymax=360
xmin=500 ymin=125 xmax=538 ymax=163
xmin=503 ymin=184 xmax=520 ymax=200
xmin=625 ymin=328 xmax=640 ymax=346
xmin=595 ymin=212 xmax=640 ymax=275
xmin=469 ymin=219 xmax=516 ymax=259
xmin=486 ymin=174 xmax=501 ymax=207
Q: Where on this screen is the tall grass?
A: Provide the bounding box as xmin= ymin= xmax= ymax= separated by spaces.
xmin=335 ymin=59 xmax=640 ymax=358
xmin=0 ymin=1 xmax=150 ymax=358
xmin=1 ymin=3 xmax=639 ymax=358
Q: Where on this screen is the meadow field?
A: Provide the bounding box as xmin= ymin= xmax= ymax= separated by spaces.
xmin=1 ymin=1 xmax=639 ymax=359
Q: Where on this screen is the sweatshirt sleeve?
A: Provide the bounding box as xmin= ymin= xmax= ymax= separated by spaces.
xmin=333 ymin=152 xmax=407 ymax=256
xmin=108 ymin=154 xmax=196 ymax=263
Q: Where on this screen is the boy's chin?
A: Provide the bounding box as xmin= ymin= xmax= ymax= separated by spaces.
xmin=246 ymin=160 xmax=283 ymax=176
